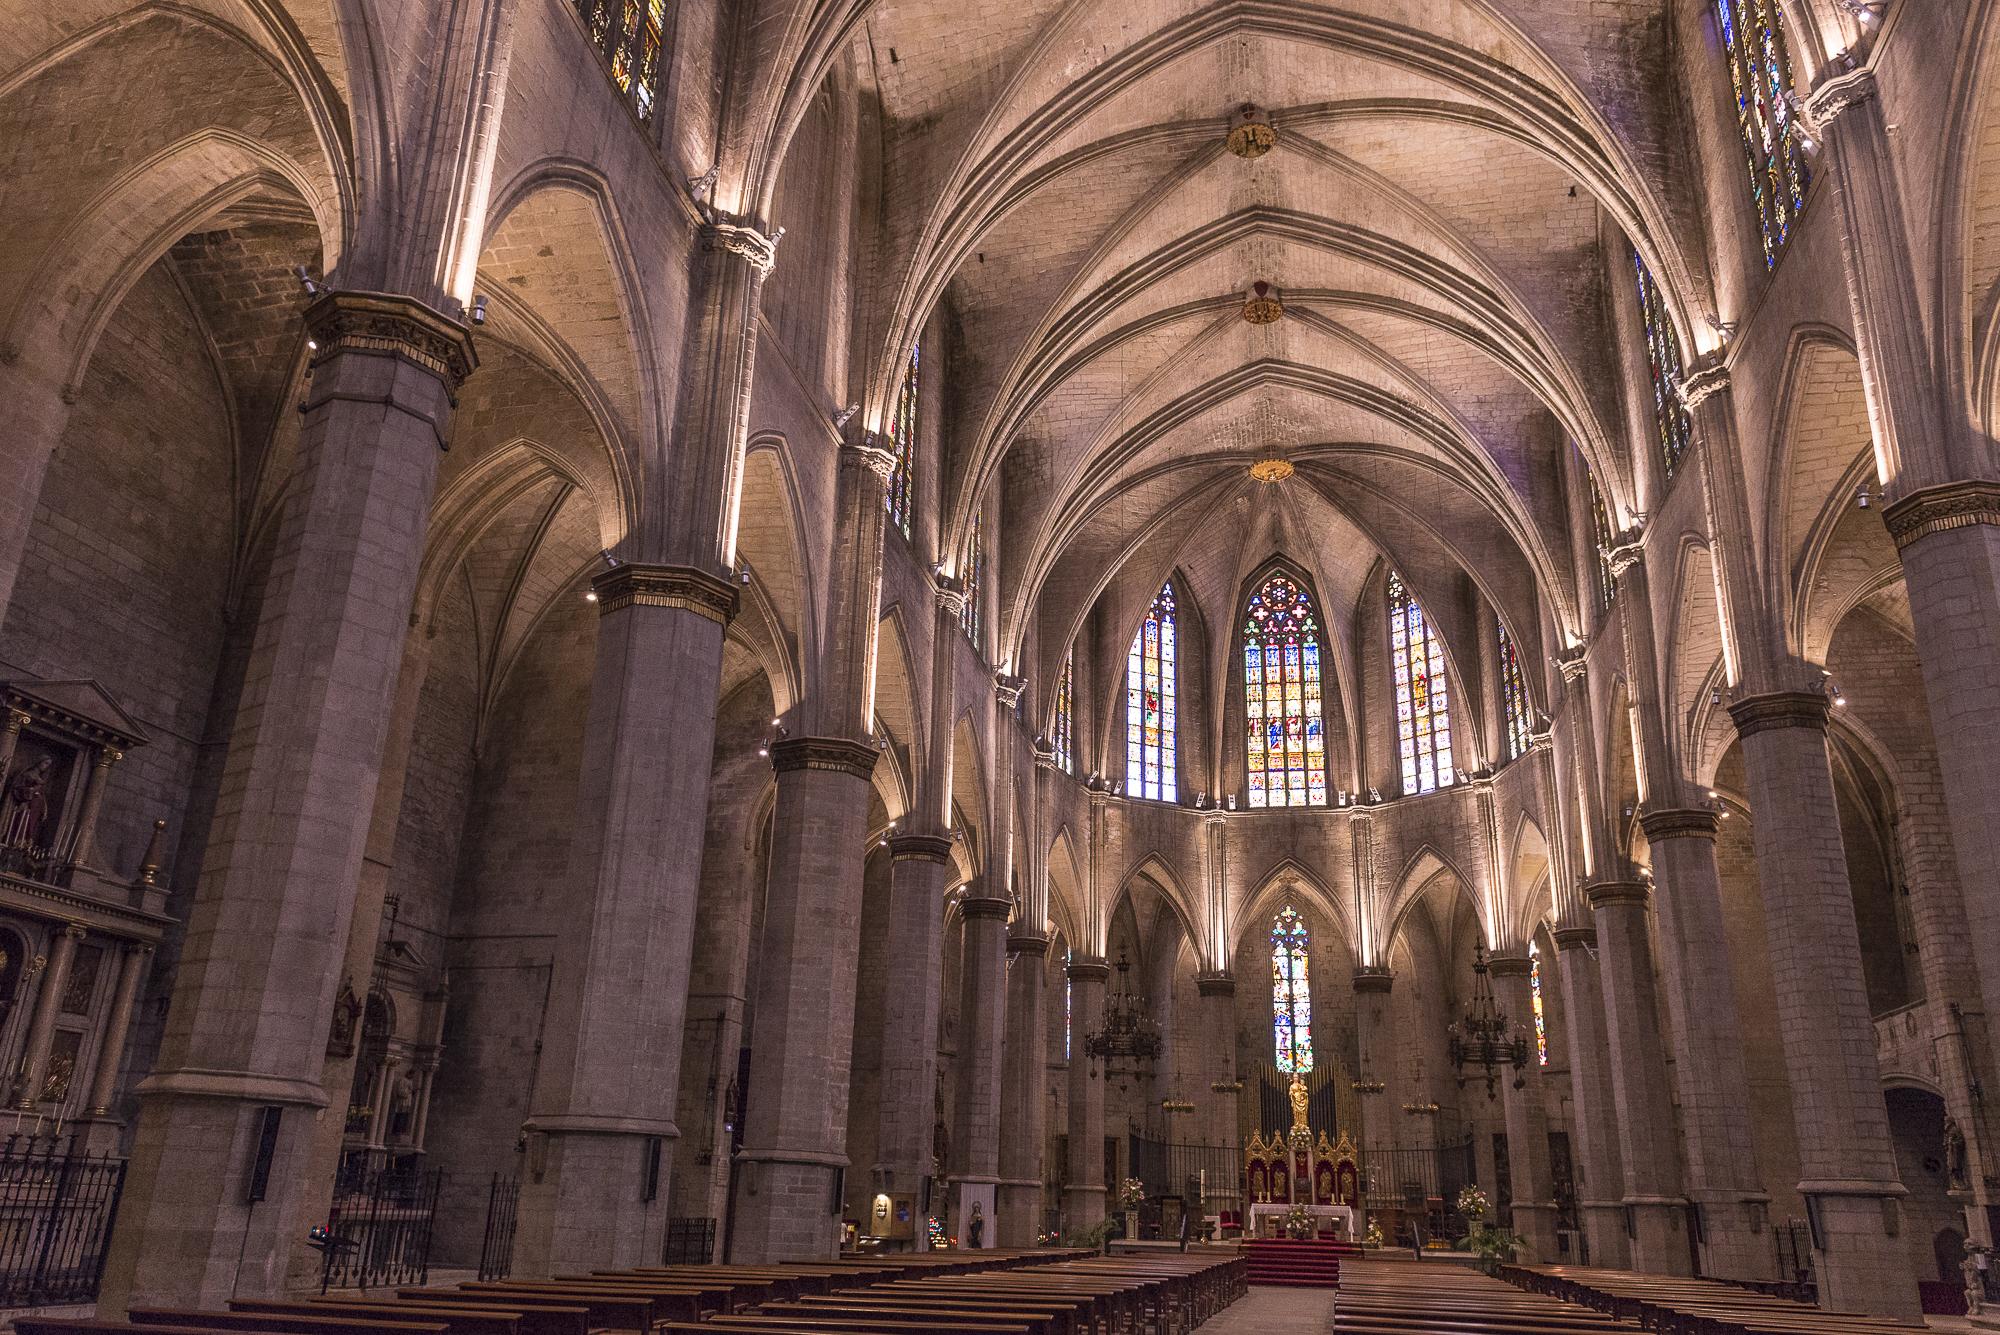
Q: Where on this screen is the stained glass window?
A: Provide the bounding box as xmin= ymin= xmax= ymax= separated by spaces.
xmin=1243 ymin=574 xmax=1328 ymax=808
xmin=575 ymin=0 xmax=668 ymax=120
xmin=1272 ymin=907 xmax=1313 ymax=1074
xmin=1499 ymin=618 xmax=1532 ymax=761
xmin=1125 ymin=582 xmax=1178 ymax=802
xmin=1716 ymin=0 xmax=1810 ymax=269
xmin=1389 ymin=570 xmax=1454 ymax=795
xmin=1590 ymin=479 xmax=1618 ymax=610
xmin=886 ymin=346 xmax=918 ymax=539
xmin=960 ymin=511 xmax=985 ymax=650
xmin=1065 ymin=948 xmax=1073 ymax=1061
xmin=1530 ymin=941 xmax=1549 ymax=1067
xmin=1635 ymin=256 xmax=1693 ymax=480
xmin=1053 ymin=649 xmax=1075 ymax=774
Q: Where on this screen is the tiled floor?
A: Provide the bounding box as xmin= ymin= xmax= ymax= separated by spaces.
xmin=1196 ymin=1283 xmax=1339 ymax=1332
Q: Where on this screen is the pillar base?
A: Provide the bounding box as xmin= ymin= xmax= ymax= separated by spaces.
xmin=1690 ymin=1194 xmax=1774 ymax=1282
xmin=1808 ymin=1187 xmax=1922 ymax=1319
xmin=1623 ymin=1197 xmax=1692 ymax=1275
xmin=997 ymin=1178 xmax=1044 ymax=1247
xmin=515 ymin=1123 xmax=674 ymax=1273
xmin=1578 ymin=1201 xmax=1630 ymax=1269
xmin=1063 ymin=1184 xmax=1107 ymax=1237
xmin=729 ymin=1149 xmax=845 ymax=1262
xmin=1509 ymin=1201 xmax=1561 ymax=1263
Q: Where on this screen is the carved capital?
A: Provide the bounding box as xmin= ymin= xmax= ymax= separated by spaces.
xmin=1639 ymin=806 xmax=1720 ymax=842
xmin=1195 ymin=970 xmax=1237 ymax=998
xmin=994 ymin=673 xmax=1027 ymax=708
xmin=1605 ymin=530 xmax=1648 ymax=577
xmin=1031 ymin=741 xmax=1059 ymax=770
xmin=1585 ymin=879 xmax=1650 ymax=911
xmin=1066 ymin=956 xmax=1111 ymax=984
xmin=1728 ymin=689 xmax=1830 ymax=738
xmin=769 ymin=735 xmax=880 ymax=778
xmin=1881 ymin=479 xmax=2000 ymax=551
xmin=61 ymin=922 xmax=88 ymax=941
xmin=889 ymin=832 xmax=955 ymax=865
xmin=592 ymin=563 xmax=739 ymax=625
xmin=303 ymin=291 xmax=478 ymax=394
xmin=1007 ymin=932 xmax=1051 ymax=958
xmin=1486 ymin=954 xmax=1533 ymax=979
xmin=1352 ymin=966 xmax=1395 ymax=995
xmin=3 ymin=710 xmax=27 ymax=736
xmin=1803 ymin=67 xmax=1878 ymax=135
xmin=960 ymin=894 xmax=1013 ymax=922
xmin=933 ymin=573 xmax=968 ymax=617
xmin=842 ymin=436 xmax=900 ymax=485
xmin=1552 ymin=925 xmax=1598 ymax=951
xmin=1553 ymin=647 xmax=1589 ymax=684
xmin=702 ymin=219 xmax=781 ymax=275
xmin=1678 ymin=352 xmax=1731 ymax=412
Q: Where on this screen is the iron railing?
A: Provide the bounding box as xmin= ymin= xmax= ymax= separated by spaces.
xmin=0 ymin=1134 xmax=126 ymax=1308
xmin=319 ymin=1167 xmax=442 ymax=1292
xmin=663 ymin=1216 xmax=715 ymax=1265
xmin=1126 ymin=1139 xmax=1239 ymax=1206
xmin=1362 ymin=1138 xmax=1476 ymax=1212
xmin=1774 ymin=1216 xmax=1815 ymax=1288
xmin=477 ymin=1174 xmax=519 ymax=1282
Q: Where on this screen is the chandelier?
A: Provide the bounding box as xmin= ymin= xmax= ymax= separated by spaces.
xmin=1085 ymin=954 xmax=1163 ymax=1070
xmin=1448 ymin=944 xmax=1529 ymax=1099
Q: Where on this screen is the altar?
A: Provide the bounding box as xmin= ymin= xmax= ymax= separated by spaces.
xmin=1248 ymin=1201 xmax=1355 ymax=1240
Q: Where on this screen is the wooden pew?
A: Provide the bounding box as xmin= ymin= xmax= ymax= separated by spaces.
xmin=231 ymin=1299 xmax=519 ymax=1335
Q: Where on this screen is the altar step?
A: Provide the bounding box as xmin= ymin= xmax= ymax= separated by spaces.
xmin=1243 ymin=1237 xmax=1350 ymax=1288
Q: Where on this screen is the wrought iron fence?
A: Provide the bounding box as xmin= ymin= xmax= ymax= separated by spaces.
xmin=663 ymin=1216 xmax=715 ymax=1265
xmin=1361 ymin=1137 xmax=1476 ymax=1212
xmin=318 ymin=1166 xmax=443 ymax=1292
xmin=1774 ymin=1216 xmax=1815 ymax=1287
xmin=1126 ymin=1139 xmax=1238 ymax=1206
xmin=477 ymin=1174 xmax=519 ymax=1282
xmin=0 ymin=1133 xmax=126 ymax=1308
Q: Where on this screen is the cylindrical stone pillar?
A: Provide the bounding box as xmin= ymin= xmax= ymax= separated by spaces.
xmin=949 ymin=893 xmax=1011 ymax=1247
xmin=65 ymin=746 xmax=122 ymax=871
xmin=1551 ymin=925 xmax=1630 ymax=1269
xmin=997 ymin=932 xmax=1049 ymax=1246
xmin=1351 ymin=967 xmax=1394 ymax=1216
xmin=1585 ymin=880 xmax=1688 ymax=1273
xmin=1195 ymin=970 xmax=1239 ymax=1181
xmin=875 ymin=832 xmax=953 ymax=1247
xmin=1727 ymin=692 xmax=1919 ymax=1317
xmin=87 ymin=944 xmax=151 ymax=1118
xmin=1063 ymin=957 xmax=1109 ymax=1233
xmin=1488 ymin=955 xmax=1558 ymax=1262
xmin=18 ymin=923 xmax=84 ymax=1110
xmin=728 ymin=736 xmax=880 ymax=1263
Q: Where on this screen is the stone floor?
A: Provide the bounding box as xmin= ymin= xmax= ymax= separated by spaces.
xmin=1198 ymin=1283 xmax=1338 ymax=1331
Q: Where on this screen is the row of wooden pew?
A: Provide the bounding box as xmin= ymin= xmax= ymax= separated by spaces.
xmin=16 ymin=1246 xmax=1246 ymax=1335
xmin=1501 ymin=1264 xmax=1928 ymax=1334
xmin=1334 ymin=1259 xmax=1644 ymax=1334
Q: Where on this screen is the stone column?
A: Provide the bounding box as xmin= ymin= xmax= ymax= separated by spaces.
xmin=514 ymin=564 xmax=738 ymax=1273
xmin=1488 ymin=955 xmax=1558 ymax=1261
xmin=874 ymin=833 xmax=953 ymax=1245
xmin=17 ymin=923 xmax=84 ymax=1109
xmin=1350 ymin=968 xmax=1394 ymax=1212
xmin=87 ymin=944 xmax=151 ymax=1117
xmin=1584 ymin=880 xmax=1688 ymax=1272
xmin=728 ymin=736 xmax=881 ymax=1263
xmin=1640 ymin=809 xmax=1773 ymax=1280
xmin=367 ymin=1055 xmax=403 ymax=1150
xmin=97 ymin=290 xmax=472 ymax=1312
xmin=1726 ymin=690 xmax=1918 ymax=1317
xmin=997 ymin=931 xmax=1049 ymax=1246
xmin=65 ymin=746 xmax=122 ymax=871
xmin=1550 ymin=926 xmax=1630 ymax=1268
xmin=1062 ymin=957 xmax=1109 ymax=1232
xmin=949 ymin=893 xmax=1010 ymax=1247
xmin=1196 ymin=971 xmax=1240 ymax=1166
xmin=0 ymin=710 xmax=29 ymax=792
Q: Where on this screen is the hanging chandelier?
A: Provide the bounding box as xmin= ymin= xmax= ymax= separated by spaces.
xmin=1448 ymin=944 xmax=1529 ymax=1099
xmin=1085 ymin=954 xmax=1163 ymax=1070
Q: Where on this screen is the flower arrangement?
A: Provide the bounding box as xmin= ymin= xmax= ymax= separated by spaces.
xmin=1455 ymin=1184 xmax=1490 ymax=1222
xmin=1117 ymin=1177 xmax=1147 ymax=1211
xmin=1285 ymin=1202 xmax=1317 ymax=1239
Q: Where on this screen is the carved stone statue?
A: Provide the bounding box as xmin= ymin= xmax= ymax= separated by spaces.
xmin=967 ymin=1200 xmax=985 ymax=1248
xmin=327 ymin=977 xmax=362 ymax=1057
xmin=1288 ymin=1072 xmax=1310 ymax=1132
xmin=1944 ymin=1114 xmax=1970 ymax=1191
xmin=1 ymin=755 xmax=54 ymax=846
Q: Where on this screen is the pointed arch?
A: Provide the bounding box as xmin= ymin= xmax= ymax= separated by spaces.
xmin=1507 ymin=813 xmax=1554 ymax=950
xmin=1381 ymin=844 xmax=1485 ymax=960
xmin=1237 ymin=559 xmax=1332 ymax=809
xmin=1233 ymin=859 xmax=1356 ymax=959
xmin=1111 ymin=853 xmax=1204 ymax=964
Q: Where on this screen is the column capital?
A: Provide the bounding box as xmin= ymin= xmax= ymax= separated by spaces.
xmin=3 ymin=709 xmax=28 ymax=736
xmin=700 ymin=218 xmax=782 ymax=275
xmin=1605 ymin=529 xmax=1648 ymax=577
xmin=591 ymin=563 xmax=739 ymax=625
xmin=1352 ymin=965 xmax=1395 ymax=994
xmin=1880 ymin=478 xmax=2000 ymax=551
xmin=60 ymin=921 xmax=88 ymax=941
xmin=769 ymin=735 xmax=880 ymax=778
xmin=960 ymin=895 xmax=1012 ymax=922
xmin=1486 ymin=953 xmax=1533 ymax=979
xmin=889 ymin=831 xmax=955 ymax=864
xmin=1585 ymin=879 xmax=1650 ymax=910
xmin=840 ymin=436 xmax=900 ymax=484
xmin=1639 ymin=806 xmax=1720 ymax=842
xmin=1195 ymin=970 xmax=1237 ymax=998
xmin=1006 ymin=932 xmax=1050 ymax=958
xmin=1727 ymin=689 xmax=1830 ymax=738
xmin=932 ymin=572 xmax=967 ymax=616
xmin=993 ymin=672 xmax=1026 ymax=708
xmin=303 ymin=290 xmax=478 ymax=395
xmin=1066 ymin=956 xmax=1110 ymax=983
xmin=1678 ymin=351 xmax=1731 ymax=411
xmin=1802 ymin=66 xmax=1878 ymax=134
xmin=1032 ymin=741 xmax=1059 ymax=769
xmin=1552 ymin=924 xmax=1597 ymax=951
xmin=1553 ymin=646 xmax=1590 ymax=683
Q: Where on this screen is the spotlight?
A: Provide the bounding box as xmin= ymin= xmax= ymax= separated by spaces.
xmin=584 ymin=590 xmax=598 ymax=603
xmin=294 ymin=265 xmax=320 ymax=296
xmin=471 ymin=295 xmax=488 ymax=326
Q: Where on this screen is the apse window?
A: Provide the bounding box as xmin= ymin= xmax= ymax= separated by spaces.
xmin=1053 ymin=648 xmax=1074 ymax=774
xmin=1272 ymin=906 xmax=1313 ymax=1074
xmin=1125 ymin=582 xmax=1177 ymax=802
xmin=1388 ymin=571 xmax=1453 ymax=795
xmin=886 ymin=345 xmax=918 ymax=539
xmin=1243 ymin=574 xmax=1328 ymax=808
xmin=1716 ymin=0 xmax=1811 ymax=269
xmin=574 ymin=0 xmax=668 ymax=121
xmin=1499 ymin=617 xmax=1532 ymax=761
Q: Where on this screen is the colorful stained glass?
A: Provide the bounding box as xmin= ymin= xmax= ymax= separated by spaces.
xmin=960 ymin=511 xmax=986 ymax=650
xmin=886 ymin=346 xmax=918 ymax=539
xmin=1590 ymin=477 xmax=1617 ymax=610
xmin=1499 ymin=618 xmax=1532 ymax=761
xmin=1717 ymin=0 xmax=1810 ymax=269
xmin=1126 ymin=582 xmax=1178 ymax=801
xmin=1053 ymin=648 xmax=1075 ymax=774
xmin=1272 ymin=907 xmax=1313 ymax=1074
xmin=1389 ymin=570 xmax=1454 ymax=795
xmin=1243 ymin=574 xmax=1327 ymax=807
xmin=1530 ymin=941 xmax=1549 ymax=1067
xmin=1065 ymin=947 xmax=1073 ymax=1061
xmin=1635 ymin=255 xmax=1694 ymax=480
xmin=576 ymin=0 xmax=667 ymax=121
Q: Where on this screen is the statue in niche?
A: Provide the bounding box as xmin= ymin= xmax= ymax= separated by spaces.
xmin=388 ymin=1068 xmax=417 ymax=1140
xmin=327 ymin=978 xmax=363 ymax=1057
xmin=1945 ymin=1116 xmax=1971 ymax=1192
xmin=1 ymin=755 xmax=54 ymax=847
xmin=967 ymin=1200 xmax=985 ymax=1248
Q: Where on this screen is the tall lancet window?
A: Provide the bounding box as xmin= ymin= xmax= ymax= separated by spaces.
xmin=1498 ymin=618 xmax=1532 ymax=761
xmin=1052 ymin=649 xmax=1075 ymax=773
xmin=1272 ymin=906 xmax=1313 ymax=1074
xmin=1126 ymin=582 xmax=1178 ymax=801
xmin=574 ymin=0 xmax=667 ymax=119
xmin=1389 ymin=570 xmax=1454 ymax=795
xmin=885 ymin=345 xmax=919 ymax=539
xmin=1716 ymin=0 xmax=1810 ymax=268
xmin=959 ymin=511 xmax=986 ymax=649
xmin=1530 ymin=940 xmax=1550 ymax=1067
xmin=1243 ymin=574 xmax=1328 ymax=808
xmin=1635 ymin=256 xmax=1693 ymax=480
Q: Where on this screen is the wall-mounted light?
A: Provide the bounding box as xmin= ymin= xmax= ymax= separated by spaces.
xmin=470 ymin=295 xmax=488 ymax=326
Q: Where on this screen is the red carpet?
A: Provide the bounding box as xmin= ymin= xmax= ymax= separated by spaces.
xmin=1243 ymin=1236 xmax=1352 ymax=1287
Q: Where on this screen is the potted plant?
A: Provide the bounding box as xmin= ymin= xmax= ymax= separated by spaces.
xmin=1117 ymin=1177 xmax=1146 ymax=1241
xmin=1455 ymin=1184 xmax=1522 ymax=1273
